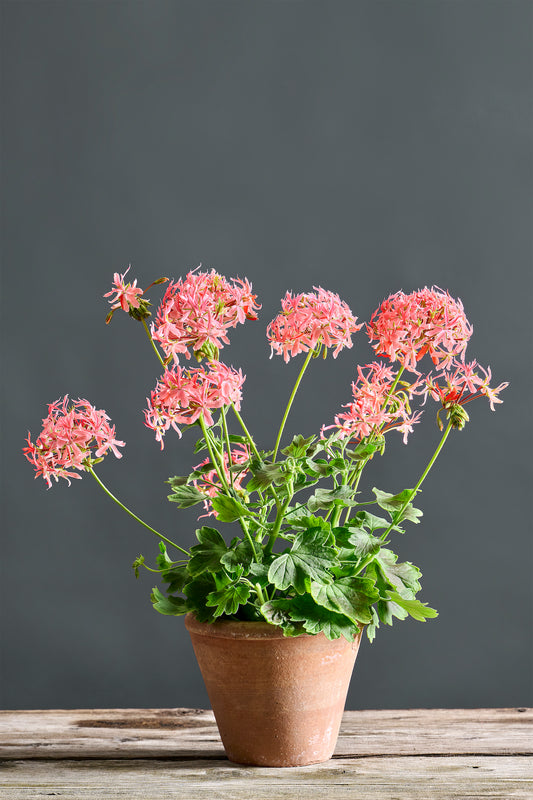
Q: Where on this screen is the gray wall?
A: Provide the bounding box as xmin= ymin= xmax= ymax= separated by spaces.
xmin=2 ymin=0 xmax=531 ymax=711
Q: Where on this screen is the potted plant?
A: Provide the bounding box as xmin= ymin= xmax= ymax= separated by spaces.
xmin=24 ymin=267 xmax=507 ymax=767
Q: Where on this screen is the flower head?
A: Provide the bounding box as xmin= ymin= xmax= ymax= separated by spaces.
xmin=368 ymin=287 xmax=473 ymax=372
xmin=24 ymin=396 xmax=125 ymax=487
xmin=322 ymin=362 xmax=422 ymax=445
xmin=151 ymin=268 xmax=260 ymax=362
xmin=144 ymin=360 xmax=246 ymax=448
xmin=104 ymin=265 xmax=145 ymax=320
xmin=267 ymin=287 xmax=362 ymax=362
xmin=424 ymin=358 xmax=508 ymax=428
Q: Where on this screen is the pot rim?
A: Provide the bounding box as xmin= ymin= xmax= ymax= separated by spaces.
xmin=184 ymin=612 xmax=292 ymax=639
xmin=184 ymin=612 xmax=363 ymax=643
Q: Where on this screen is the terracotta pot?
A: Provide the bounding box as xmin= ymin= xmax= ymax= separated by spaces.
xmin=185 ymin=613 xmax=362 ymax=767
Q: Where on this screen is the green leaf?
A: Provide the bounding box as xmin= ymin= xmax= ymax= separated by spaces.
xmin=246 ymin=463 xmax=284 ymax=491
xmin=376 ymin=548 xmax=422 ymax=598
xmin=307 ymin=485 xmax=356 ymax=513
xmin=366 ymin=606 xmax=380 ymax=643
xmin=210 ymin=494 xmax=248 ymax=522
xmin=260 ymin=599 xmax=303 ymax=636
xmin=268 ymin=543 xmax=338 ymax=594
xmin=372 ymin=488 xmax=423 ymax=524
xmin=288 ymin=594 xmax=361 ymax=641
xmin=220 ymin=539 xmax=256 ymax=573
xmin=377 ymin=597 xmax=409 ymax=625
xmin=182 ymin=573 xmax=218 ymax=622
xmin=167 ymin=484 xmax=207 ymax=508
xmin=188 ymin=526 xmax=228 ymax=576
xmin=281 ymin=434 xmax=317 ymax=458
xmin=310 ymin=577 xmax=379 ymax=625
xmin=346 ymin=440 xmax=383 ymax=461
xmin=286 ymin=513 xmax=331 ymax=531
xmin=293 ymin=526 xmax=335 ymax=549
xmin=387 ymin=591 xmax=438 ymax=621
xmin=166 ymin=476 xmax=188 ymax=488
xmin=150 ymin=586 xmax=188 ymax=616
xmin=333 ymin=526 xmax=382 ymax=558
xmin=206 ymin=582 xmax=251 ymax=618
xmin=351 ymin=510 xmax=392 ymax=532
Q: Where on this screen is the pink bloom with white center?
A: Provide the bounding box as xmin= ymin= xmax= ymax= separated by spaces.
xmin=151 ymin=268 xmax=260 ymax=361
xmin=267 ymin=287 xmax=363 ymax=362
xmin=144 ymin=360 xmax=246 ymax=448
xmin=424 ymin=359 xmax=508 ymax=412
xmin=104 ymin=265 xmax=144 ymax=313
xmin=193 ymin=444 xmax=250 ymax=517
xmin=24 ymin=396 xmax=125 ymax=487
xmin=368 ymin=287 xmax=473 ymax=372
xmin=322 ymin=362 xmax=422 ymax=445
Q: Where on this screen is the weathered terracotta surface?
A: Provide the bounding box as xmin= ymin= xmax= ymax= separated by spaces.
xmin=185 ymin=613 xmax=362 ymax=767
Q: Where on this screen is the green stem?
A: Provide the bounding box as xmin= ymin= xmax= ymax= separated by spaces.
xmin=88 ymin=467 xmax=189 ymax=556
xmin=379 ymin=420 xmax=454 ymax=542
xmin=273 ymin=347 xmax=315 ymax=462
xmin=231 ymin=403 xmax=262 ymax=461
xmin=220 ymin=407 xmax=234 ymax=489
xmin=199 ymin=416 xmax=231 ymax=494
xmin=142 ymin=318 xmax=166 ymax=368
xmin=265 ymin=483 xmax=293 ymax=554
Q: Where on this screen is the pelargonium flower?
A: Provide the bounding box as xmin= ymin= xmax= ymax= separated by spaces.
xmin=367 ymin=287 xmax=473 ymax=372
xmin=151 ymin=268 xmax=260 ymax=362
xmin=322 ymin=362 xmax=422 ymax=445
xmin=144 ymin=360 xmax=246 ymax=448
xmin=424 ymin=359 xmax=508 ymax=427
xmin=24 ymin=396 xmax=125 ymax=487
xmin=193 ymin=444 xmax=250 ymax=517
xmin=104 ymin=265 xmax=144 ymax=319
xmin=267 ymin=287 xmax=363 ymax=362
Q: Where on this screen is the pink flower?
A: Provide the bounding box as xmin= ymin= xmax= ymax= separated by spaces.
xmin=424 ymin=359 xmax=508 ymax=413
xmin=144 ymin=360 xmax=246 ymax=448
xmin=367 ymin=287 xmax=473 ymax=372
xmin=151 ymin=268 xmax=260 ymax=361
xmin=193 ymin=444 xmax=250 ymax=517
xmin=104 ymin=266 xmax=144 ymax=314
xmin=322 ymin=362 xmax=422 ymax=445
xmin=24 ymin=396 xmax=125 ymax=487
xmin=267 ymin=287 xmax=363 ymax=362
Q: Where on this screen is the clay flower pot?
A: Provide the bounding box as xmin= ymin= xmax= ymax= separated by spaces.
xmin=185 ymin=613 xmax=362 ymax=767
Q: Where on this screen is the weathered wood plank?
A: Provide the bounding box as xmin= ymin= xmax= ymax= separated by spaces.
xmin=0 ymin=756 xmax=531 ymax=799
xmin=0 ymin=708 xmax=530 ymax=760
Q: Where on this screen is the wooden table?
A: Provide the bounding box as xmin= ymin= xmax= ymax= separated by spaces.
xmin=0 ymin=708 xmax=531 ymax=798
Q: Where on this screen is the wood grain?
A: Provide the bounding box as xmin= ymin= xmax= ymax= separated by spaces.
xmin=0 ymin=708 xmax=531 ymax=799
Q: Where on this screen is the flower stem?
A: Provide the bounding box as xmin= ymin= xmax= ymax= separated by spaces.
xmin=88 ymin=467 xmax=189 ymax=555
xmin=141 ymin=318 xmax=166 ymax=368
xmin=220 ymin=407 xmax=234 ymax=489
xmin=273 ymin=346 xmax=314 ymax=462
xmin=230 ymin=403 xmax=262 ymax=461
xmin=379 ymin=420 xmax=454 ymax=542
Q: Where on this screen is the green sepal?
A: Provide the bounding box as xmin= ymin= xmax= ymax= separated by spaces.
xmin=132 ymin=555 xmax=145 ymax=579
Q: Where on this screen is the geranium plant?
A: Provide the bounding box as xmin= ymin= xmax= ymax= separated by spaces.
xmin=24 ymin=268 xmax=507 ymax=642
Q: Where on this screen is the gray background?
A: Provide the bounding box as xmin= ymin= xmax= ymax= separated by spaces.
xmin=2 ymin=0 xmax=532 ymax=711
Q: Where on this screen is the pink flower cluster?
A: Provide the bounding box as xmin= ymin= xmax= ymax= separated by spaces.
xmin=151 ymin=268 xmax=260 ymax=361
xmin=323 ymin=362 xmax=422 ymax=445
xmin=367 ymin=287 xmax=473 ymax=372
xmin=267 ymin=287 xmax=363 ymax=362
xmin=24 ymin=396 xmax=125 ymax=487
xmin=145 ymin=361 xmax=246 ymax=448
xmin=193 ymin=444 xmax=250 ymax=517
xmin=104 ymin=266 xmax=144 ymax=314
xmin=424 ymin=359 xmax=509 ymax=412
